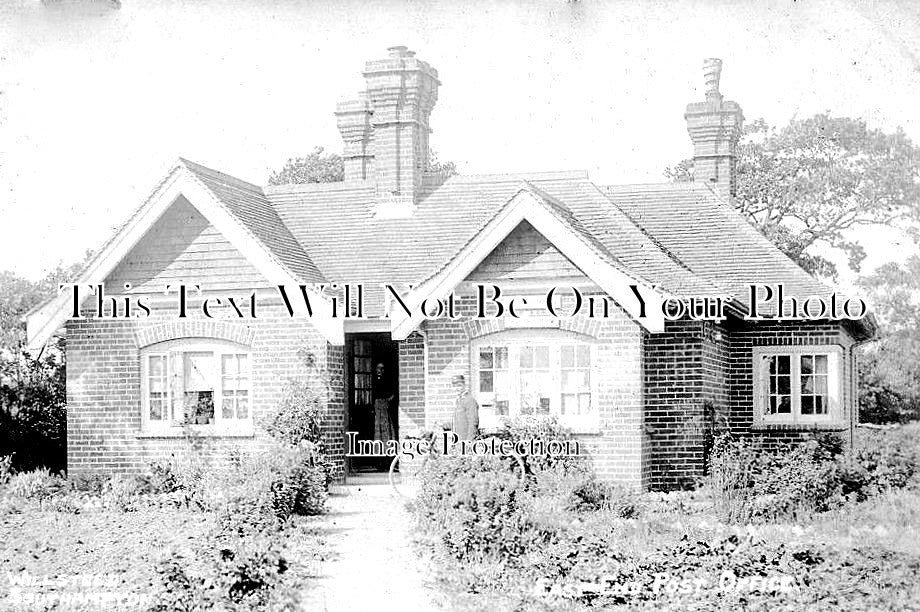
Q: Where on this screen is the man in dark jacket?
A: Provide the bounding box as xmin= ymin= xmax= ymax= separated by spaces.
xmin=451 ymin=374 xmax=479 ymax=440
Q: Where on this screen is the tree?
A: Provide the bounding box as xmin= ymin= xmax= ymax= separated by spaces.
xmin=667 ymin=114 xmax=920 ymax=279
xmin=268 ymin=146 xmax=458 ymax=185
xmin=268 ymin=147 xmax=344 ymax=185
xmin=0 ymin=255 xmax=89 ymax=472
xmin=856 ymin=257 xmax=920 ymax=423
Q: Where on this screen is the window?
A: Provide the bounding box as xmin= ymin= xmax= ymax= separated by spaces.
xmin=753 ymin=346 xmax=842 ymax=425
xmin=473 ymin=331 xmax=598 ymax=429
xmin=141 ymin=339 xmax=252 ymax=431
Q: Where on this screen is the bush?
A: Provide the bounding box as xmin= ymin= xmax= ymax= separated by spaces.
xmin=0 ymin=346 xmax=67 ymax=473
xmin=416 ymin=454 xmax=529 ymax=563
xmin=853 ymin=425 xmax=920 ymax=491
xmin=492 ymin=415 xmax=580 ymax=474
xmin=151 ymin=537 xmax=297 ymax=611
xmin=568 ymin=476 xmax=639 ymax=518
xmin=0 ymin=453 xmax=12 ymax=486
xmin=100 ymin=473 xmax=146 ymax=512
xmin=707 ymin=435 xmax=845 ymax=522
xmin=752 ymin=440 xmax=843 ymax=519
xmin=707 ymin=434 xmax=758 ymax=523
xmin=67 ymin=471 xmax=108 ymax=494
xmin=143 ymin=459 xmax=182 ymax=495
xmin=262 ymin=352 xmax=338 ymax=488
xmin=213 ymin=443 xmax=327 ymax=540
xmin=6 ymin=467 xmax=64 ymax=506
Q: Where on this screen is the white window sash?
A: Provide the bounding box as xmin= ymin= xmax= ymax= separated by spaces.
xmin=140 ymin=340 xmax=252 ymax=432
xmin=472 ymin=336 xmax=599 ymax=430
xmin=753 ymin=345 xmax=842 ymax=426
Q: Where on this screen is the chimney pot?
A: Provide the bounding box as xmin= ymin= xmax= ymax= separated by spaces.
xmin=703 ymin=58 xmax=723 ymax=101
xmin=388 ymin=45 xmax=411 ymax=59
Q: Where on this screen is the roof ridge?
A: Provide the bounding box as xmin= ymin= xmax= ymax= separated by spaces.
xmin=264 ymin=180 xmax=372 ymax=195
xmin=600 ymin=181 xmax=710 ymax=191
xmin=426 ymin=170 xmax=589 ymax=184
xmin=177 ymin=158 xmax=266 ymax=195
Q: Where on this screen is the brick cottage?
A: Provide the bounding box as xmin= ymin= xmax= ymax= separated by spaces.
xmin=27 ymin=48 xmax=873 ymax=490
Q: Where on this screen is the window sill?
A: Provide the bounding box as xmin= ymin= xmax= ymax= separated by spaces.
xmin=136 ymin=426 xmax=255 ymax=439
xmin=480 ymin=420 xmax=601 ymax=436
xmin=750 ymin=422 xmax=847 ymax=432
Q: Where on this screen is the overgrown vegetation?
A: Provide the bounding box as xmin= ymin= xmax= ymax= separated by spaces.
xmin=411 ymin=420 xmax=920 ymax=611
xmin=0 ymin=358 xmax=333 ymax=610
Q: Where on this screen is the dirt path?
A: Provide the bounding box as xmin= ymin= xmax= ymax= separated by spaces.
xmin=302 ymin=474 xmax=444 ymax=611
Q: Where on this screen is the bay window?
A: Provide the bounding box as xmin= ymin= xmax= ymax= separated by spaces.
xmin=473 ymin=331 xmax=598 ymax=430
xmin=753 ymin=345 xmax=842 ymax=426
xmin=141 ymin=339 xmax=252 ymax=432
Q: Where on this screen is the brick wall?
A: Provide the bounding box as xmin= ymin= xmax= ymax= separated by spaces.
xmin=643 ymin=320 xmax=720 ymax=490
xmin=726 ymin=319 xmax=857 ymax=451
xmin=66 ymin=299 xmax=344 ymax=477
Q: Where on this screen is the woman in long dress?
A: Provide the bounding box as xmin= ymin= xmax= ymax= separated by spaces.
xmin=372 ymin=362 xmax=396 ymax=443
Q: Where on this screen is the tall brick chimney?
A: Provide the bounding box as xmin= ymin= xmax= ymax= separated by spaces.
xmin=336 ymin=46 xmax=440 ymax=217
xmin=684 ymin=58 xmax=743 ymax=198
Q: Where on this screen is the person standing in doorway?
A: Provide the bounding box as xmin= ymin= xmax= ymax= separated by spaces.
xmin=451 ymin=374 xmax=479 ymax=440
xmin=373 ymin=362 xmax=396 ymax=444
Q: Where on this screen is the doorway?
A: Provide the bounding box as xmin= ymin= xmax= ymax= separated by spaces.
xmin=345 ymin=332 xmax=399 ymax=474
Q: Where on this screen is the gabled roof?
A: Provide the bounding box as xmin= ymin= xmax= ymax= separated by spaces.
xmin=179 ymin=159 xmax=325 ymax=284
xmin=27 ymin=158 xmax=873 ymax=349
xmin=386 ymin=185 xmax=671 ymax=338
xmin=26 ymin=159 xmax=340 ymax=350
xmin=266 ymin=171 xmax=725 ymax=309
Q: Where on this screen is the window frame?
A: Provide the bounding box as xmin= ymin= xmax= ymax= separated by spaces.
xmin=471 ymin=330 xmax=600 ymax=431
xmin=752 ymin=345 xmax=843 ymax=426
xmin=140 ymin=338 xmax=253 ymax=434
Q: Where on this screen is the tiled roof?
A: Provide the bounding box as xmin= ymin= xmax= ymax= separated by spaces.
xmin=599 ymin=182 xmax=833 ymax=311
xmin=176 ymin=159 xmax=866 ymax=333
xmin=266 ymin=173 xmax=722 ymax=299
xmin=179 ymin=159 xmax=325 ymax=283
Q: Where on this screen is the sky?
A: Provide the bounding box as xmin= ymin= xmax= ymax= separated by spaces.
xmin=2 ymin=0 xmax=919 ymax=289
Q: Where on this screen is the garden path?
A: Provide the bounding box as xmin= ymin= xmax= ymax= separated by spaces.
xmin=301 ymin=474 xmax=444 ymax=611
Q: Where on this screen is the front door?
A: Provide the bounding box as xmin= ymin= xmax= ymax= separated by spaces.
xmin=345 ymin=333 xmax=399 ymax=474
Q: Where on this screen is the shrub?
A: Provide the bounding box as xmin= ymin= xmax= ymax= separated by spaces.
xmin=706 ymin=434 xmax=758 ymax=523
xmin=0 ymin=454 xmax=12 ymax=486
xmin=100 ymin=473 xmax=145 ymax=512
xmin=416 ymin=454 xmax=528 ymax=563
xmin=492 ymin=415 xmax=580 ymax=474
xmin=216 ymin=537 xmax=291 ymax=607
xmin=143 ymin=459 xmax=182 ymax=494
xmin=67 ymin=472 xmax=107 ymax=494
xmin=707 ymin=436 xmax=845 ymax=522
xmin=0 ymin=346 xmax=67 ymax=473
xmin=853 ymin=425 xmax=920 ymax=491
xmin=752 ymin=439 xmax=844 ymax=519
xmin=6 ymin=467 xmax=64 ymax=507
xmin=151 ymin=538 xmax=296 ymax=611
xmin=262 ymin=352 xmax=337 ymax=488
xmin=567 ymin=476 xmax=639 ymax=518
xmin=213 ymin=443 xmax=327 ymax=540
